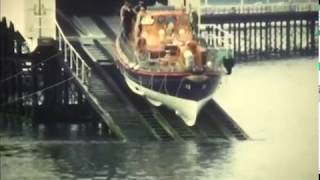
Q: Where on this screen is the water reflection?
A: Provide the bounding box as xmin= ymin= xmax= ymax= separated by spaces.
xmin=0 ymin=58 xmax=317 ymax=180
xmin=0 ymin=117 xmax=234 ymax=179
xmin=0 ymin=117 xmax=113 ymax=141
xmin=1 ymin=140 xmax=233 ymax=179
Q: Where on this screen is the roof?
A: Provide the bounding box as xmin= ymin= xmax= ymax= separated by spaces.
xmin=146 ymin=5 xmax=176 ymax=11
xmin=144 ymin=9 xmax=187 ymax=17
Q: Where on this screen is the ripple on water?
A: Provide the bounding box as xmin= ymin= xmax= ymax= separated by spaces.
xmin=0 ymin=58 xmax=317 ymax=180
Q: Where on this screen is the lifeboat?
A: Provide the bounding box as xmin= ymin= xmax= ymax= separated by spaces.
xmin=115 ymin=6 xmax=231 ymax=126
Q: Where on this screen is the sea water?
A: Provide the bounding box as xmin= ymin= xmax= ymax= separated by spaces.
xmin=0 ymin=58 xmax=317 ymax=180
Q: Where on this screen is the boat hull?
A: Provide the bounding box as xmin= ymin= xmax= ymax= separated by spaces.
xmin=115 ymin=37 xmax=222 ymax=126
xmin=123 ymin=74 xmax=218 ymax=126
xmin=123 ymin=68 xmax=221 ymax=101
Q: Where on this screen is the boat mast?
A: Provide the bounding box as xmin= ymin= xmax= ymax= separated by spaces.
xmin=197 ymin=0 xmax=201 ymax=37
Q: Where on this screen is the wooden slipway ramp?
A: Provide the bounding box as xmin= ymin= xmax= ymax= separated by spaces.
xmin=56 ymin=13 xmax=249 ymax=141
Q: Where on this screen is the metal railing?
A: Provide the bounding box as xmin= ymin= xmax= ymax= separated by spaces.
xmin=56 ymin=20 xmax=91 ymax=88
xmin=201 ymin=2 xmax=318 ymax=15
xmin=199 ymin=24 xmax=234 ymax=58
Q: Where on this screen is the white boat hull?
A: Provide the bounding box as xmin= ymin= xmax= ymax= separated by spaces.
xmin=124 ymin=75 xmax=213 ymax=126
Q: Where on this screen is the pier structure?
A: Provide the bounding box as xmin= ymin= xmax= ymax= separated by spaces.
xmin=197 ymin=1 xmax=318 ymax=61
xmin=0 ymin=14 xmax=248 ymax=141
xmin=0 ymin=18 xmax=98 ymax=123
xmin=3 ymin=0 xmax=317 ymax=142
xmin=200 ymin=1 xmax=317 ymax=15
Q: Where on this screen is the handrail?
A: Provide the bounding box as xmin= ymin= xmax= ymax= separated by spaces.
xmin=201 ymin=2 xmax=317 ymax=15
xmin=55 ymin=20 xmax=91 ymax=88
xmin=199 ymin=24 xmax=234 ymax=58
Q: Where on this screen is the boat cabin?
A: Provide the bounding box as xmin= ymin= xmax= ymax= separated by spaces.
xmin=125 ymin=7 xmax=208 ymax=73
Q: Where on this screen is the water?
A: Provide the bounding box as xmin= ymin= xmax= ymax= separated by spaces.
xmin=0 ymin=58 xmax=317 ymax=180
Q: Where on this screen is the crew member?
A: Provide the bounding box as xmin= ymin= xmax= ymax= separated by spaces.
xmin=120 ymin=2 xmax=134 ymax=38
xmin=134 ymin=1 xmax=146 ymax=14
xmin=190 ymin=10 xmax=198 ymax=34
xmin=133 ymin=1 xmax=146 ymax=22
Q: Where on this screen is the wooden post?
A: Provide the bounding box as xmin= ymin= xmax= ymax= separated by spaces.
xmin=305 ymin=20 xmax=310 ymax=53
xmin=221 ymin=23 xmax=225 ymax=47
xmin=63 ymin=70 xmax=69 ymax=105
xmin=244 ymin=22 xmax=247 ymax=58
xmin=254 ymin=21 xmax=257 ymax=56
xmin=274 ymin=21 xmax=277 ymax=54
xmin=268 ymin=21 xmax=272 ymax=55
xmin=238 ymin=22 xmax=241 ymax=58
xmin=228 ymin=23 xmax=232 ymax=50
xmin=299 ymin=19 xmax=303 ymax=54
xmin=58 ymin=68 xmax=63 ymax=105
xmin=293 ymin=20 xmax=297 ymax=53
xmin=215 ymin=25 xmax=219 ymax=47
xmin=77 ymin=90 xmax=83 ymax=105
xmin=249 ymin=22 xmax=252 ymax=56
xmin=13 ymin=59 xmax=19 ymax=115
xmin=233 ymin=23 xmax=236 ymax=58
xmin=259 ymin=21 xmax=263 ymax=56
xmin=265 ymin=21 xmax=268 ymax=56
xmin=210 ymin=26 xmax=214 ymax=47
xmin=0 ymin=20 xmax=4 ymax=111
xmin=310 ymin=19 xmax=315 ymax=54
xmin=32 ymin=55 xmax=39 ymax=107
xmin=8 ymin=23 xmax=15 ymax=114
xmin=2 ymin=19 xmax=9 ymax=113
xmin=286 ymin=20 xmax=290 ymax=55
xmin=280 ymin=21 xmax=283 ymax=55
xmin=307 ymin=20 xmax=310 ymax=52
xmin=17 ymin=60 xmax=23 ymax=115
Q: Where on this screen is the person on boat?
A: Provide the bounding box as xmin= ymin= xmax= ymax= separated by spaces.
xmin=134 ymin=1 xmax=146 ymax=14
xmin=135 ymin=37 xmax=148 ymax=63
xmin=190 ymin=9 xmax=198 ymax=34
xmin=120 ymin=2 xmax=130 ymax=24
xmin=120 ymin=1 xmax=134 ymax=38
xmin=132 ymin=1 xmax=146 ymax=24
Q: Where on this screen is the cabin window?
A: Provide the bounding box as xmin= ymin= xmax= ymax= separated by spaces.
xmin=178 ymin=15 xmax=190 ymax=26
xmin=165 ymin=45 xmax=178 ymax=56
xmin=167 ymin=16 xmax=177 ymax=24
xmin=150 ymin=51 xmax=165 ymax=59
xmin=157 ymin=15 xmax=177 ymax=26
xmin=141 ymin=15 xmax=155 ymax=25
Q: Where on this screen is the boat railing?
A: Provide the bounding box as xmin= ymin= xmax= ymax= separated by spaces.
xmin=119 ymin=32 xmax=226 ymax=72
xmin=119 ymin=33 xmax=165 ymax=69
xmin=56 ymin=20 xmax=91 ymax=88
xmin=119 ymin=33 xmax=142 ymax=63
xmin=199 ymin=24 xmax=234 ymax=59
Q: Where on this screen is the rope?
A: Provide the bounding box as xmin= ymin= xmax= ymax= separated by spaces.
xmin=0 ymin=52 xmax=62 ymax=85
xmin=164 ymin=74 xmax=169 ymax=94
xmin=0 ymin=76 xmax=75 ymax=107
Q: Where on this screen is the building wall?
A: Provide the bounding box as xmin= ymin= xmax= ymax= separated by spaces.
xmin=0 ymin=0 xmax=56 ymax=50
xmin=0 ymin=0 xmax=26 ymax=34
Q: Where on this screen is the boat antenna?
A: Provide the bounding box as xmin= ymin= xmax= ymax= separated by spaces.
xmin=197 ymin=0 xmax=201 ymax=37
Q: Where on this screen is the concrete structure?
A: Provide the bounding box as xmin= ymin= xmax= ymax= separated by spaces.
xmin=0 ymin=0 xmax=56 ymax=50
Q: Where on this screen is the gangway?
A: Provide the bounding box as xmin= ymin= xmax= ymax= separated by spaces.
xmin=56 ymin=18 xmax=164 ymax=142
